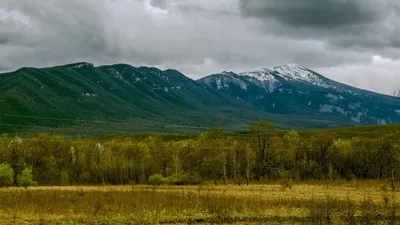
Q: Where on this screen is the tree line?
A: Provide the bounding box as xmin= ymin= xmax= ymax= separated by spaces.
xmin=0 ymin=121 xmax=399 ymax=186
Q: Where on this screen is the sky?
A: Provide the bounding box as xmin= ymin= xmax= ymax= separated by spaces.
xmin=1 ymin=0 xmax=399 ymax=94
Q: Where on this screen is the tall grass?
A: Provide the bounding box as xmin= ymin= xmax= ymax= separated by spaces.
xmin=0 ymin=181 xmax=398 ymax=224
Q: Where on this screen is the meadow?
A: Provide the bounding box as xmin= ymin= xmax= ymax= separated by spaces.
xmin=1 ymin=121 xmax=400 ymax=224
xmin=0 ymin=180 xmax=399 ymax=225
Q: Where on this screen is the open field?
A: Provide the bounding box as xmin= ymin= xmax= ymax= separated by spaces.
xmin=0 ymin=180 xmax=399 ymax=224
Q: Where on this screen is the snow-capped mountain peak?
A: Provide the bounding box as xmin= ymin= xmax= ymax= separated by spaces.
xmin=268 ymin=64 xmax=331 ymax=87
xmin=198 ymin=63 xmax=400 ymax=126
xmin=239 ymin=64 xmax=332 ymax=90
xmin=239 ymin=69 xmax=275 ymax=81
xmin=391 ymin=89 xmax=400 ymax=97
xmin=269 ymin=63 xmax=311 ymax=80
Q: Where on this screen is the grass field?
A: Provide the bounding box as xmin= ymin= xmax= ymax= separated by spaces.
xmin=0 ymin=180 xmax=399 ymax=224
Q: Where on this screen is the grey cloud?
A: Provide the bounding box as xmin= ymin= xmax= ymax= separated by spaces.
xmin=0 ymin=0 xmax=399 ymax=93
xmin=0 ymin=0 xmax=116 ymax=69
xmin=239 ymin=0 xmax=400 ymax=56
xmin=239 ymin=0 xmax=387 ymax=28
xmin=319 ymin=56 xmax=400 ymax=94
xmin=149 ymin=0 xmax=169 ymax=9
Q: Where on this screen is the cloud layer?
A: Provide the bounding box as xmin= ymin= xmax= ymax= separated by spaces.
xmin=1 ymin=0 xmax=399 ymax=93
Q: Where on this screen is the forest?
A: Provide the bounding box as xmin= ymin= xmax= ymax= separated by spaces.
xmin=0 ymin=121 xmax=399 ymax=187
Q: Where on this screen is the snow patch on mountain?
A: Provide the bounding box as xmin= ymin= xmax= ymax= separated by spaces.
xmin=319 ymin=104 xmax=349 ymax=116
xmin=391 ymin=89 xmax=400 ymax=97
xmin=244 ymin=76 xmax=279 ymax=93
xmin=239 ymin=64 xmax=333 ymax=92
xmin=72 ymin=63 xmax=94 ymax=69
xmin=240 ymin=69 xmax=275 ymax=82
xmin=326 ymin=93 xmax=344 ymax=102
xmin=351 ymin=112 xmax=366 ymax=123
xmin=202 ymin=72 xmax=248 ymax=91
xmin=351 ymin=116 xmax=361 ymax=123
xmin=109 ymin=70 xmax=130 ymax=84
xmin=348 ymin=102 xmax=361 ymax=110
xmin=377 ymin=118 xmax=388 ymax=125
xmin=271 ymin=64 xmax=333 ymax=88
xmin=82 ymin=93 xmax=97 ymax=97
xmin=216 ymin=79 xmax=229 ymax=90
xmin=239 ymin=70 xmax=278 ymax=93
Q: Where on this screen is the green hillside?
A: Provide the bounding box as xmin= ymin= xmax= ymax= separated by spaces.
xmin=0 ymin=62 xmax=398 ymax=135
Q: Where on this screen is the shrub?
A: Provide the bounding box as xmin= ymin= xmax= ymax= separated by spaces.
xmin=17 ymin=167 xmax=37 ymax=187
xmin=279 ymin=170 xmax=294 ymax=189
xmin=168 ymin=173 xmax=200 ymax=185
xmin=360 ymin=198 xmax=378 ymax=224
xmin=344 ymin=170 xmax=356 ymax=181
xmin=308 ymin=196 xmax=339 ymax=224
xmin=148 ymin=174 xmax=168 ymax=186
xmin=79 ymin=171 xmax=92 ymax=184
xmin=60 ymin=170 xmax=70 ymax=186
xmin=342 ymin=198 xmax=357 ymax=225
xmin=0 ymin=163 xmax=14 ymax=187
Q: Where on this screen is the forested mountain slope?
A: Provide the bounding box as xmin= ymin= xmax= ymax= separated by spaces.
xmin=1 ymin=62 xmax=399 ymax=134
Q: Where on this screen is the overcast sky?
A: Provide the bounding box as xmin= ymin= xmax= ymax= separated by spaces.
xmin=1 ymin=0 xmax=399 ymax=94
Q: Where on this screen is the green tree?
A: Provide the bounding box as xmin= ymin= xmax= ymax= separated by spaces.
xmin=0 ymin=163 xmax=14 ymax=186
xmin=243 ymin=143 xmax=256 ymax=185
xmin=232 ymin=139 xmax=244 ymax=182
xmin=9 ymin=136 xmax=26 ymax=183
xmin=375 ymin=133 xmax=400 ymax=180
xmin=283 ymin=130 xmax=303 ymax=179
xmin=17 ymin=167 xmax=37 ymax=187
xmin=148 ymin=136 xmax=170 ymax=177
xmin=198 ymin=127 xmax=230 ymax=185
xmin=248 ymin=120 xmax=276 ymax=178
xmin=171 ymin=141 xmax=184 ymax=177
xmin=148 ymin=174 xmax=168 ymax=186
xmin=306 ymin=132 xmax=337 ymax=179
xmin=133 ymin=142 xmax=151 ymax=184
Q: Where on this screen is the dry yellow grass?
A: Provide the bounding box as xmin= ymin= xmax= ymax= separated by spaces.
xmin=0 ymin=180 xmax=398 ymax=224
xmin=2 ymin=179 xmax=394 ymax=202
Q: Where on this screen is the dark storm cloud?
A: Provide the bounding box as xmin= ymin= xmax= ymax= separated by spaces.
xmin=239 ymin=0 xmax=400 ymax=54
xmin=239 ymin=0 xmax=387 ymax=28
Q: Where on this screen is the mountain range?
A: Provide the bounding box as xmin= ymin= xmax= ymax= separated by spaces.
xmin=1 ymin=62 xmax=399 ymax=134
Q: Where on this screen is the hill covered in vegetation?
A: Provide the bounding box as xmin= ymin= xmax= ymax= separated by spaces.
xmin=0 ymin=121 xmax=399 ymax=187
xmin=1 ymin=62 xmax=400 ymax=135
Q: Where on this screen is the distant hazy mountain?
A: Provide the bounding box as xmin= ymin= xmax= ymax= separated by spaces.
xmin=199 ymin=64 xmax=400 ymax=126
xmin=1 ymin=62 xmax=400 ymax=134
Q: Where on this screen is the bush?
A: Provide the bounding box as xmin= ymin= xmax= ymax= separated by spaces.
xmin=60 ymin=170 xmax=70 ymax=186
xmin=344 ymin=170 xmax=356 ymax=181
xmin=308 ymin=196 xmax=339 ymax=224
xmin=0 ymin=163 xmax=14 ymax=187
xmin=168 ymin=173 xmax=200 ymax=185
xmin=79 ymin=171 xmax=92 ymax=184
xmin=148 ymin=174 xmax=168 ymax=186
xmin=279 ymin=170 xmax=294 ymax=189
xmin=17 ymin=167 xmax=37 ymax=187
